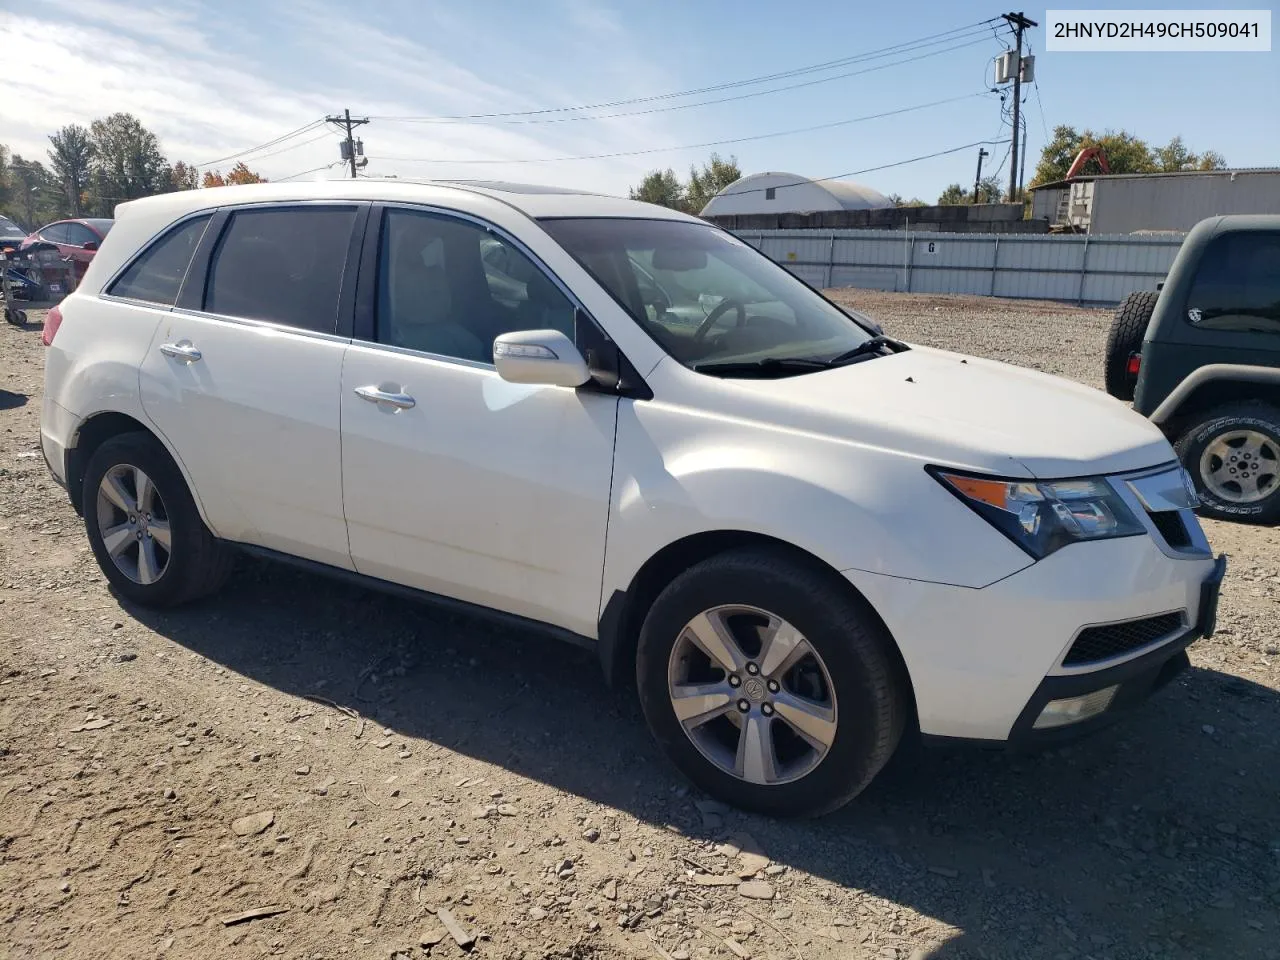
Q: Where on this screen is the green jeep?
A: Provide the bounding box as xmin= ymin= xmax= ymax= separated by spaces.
xmin=1104 ymin=215 xmax=1280 ymax=524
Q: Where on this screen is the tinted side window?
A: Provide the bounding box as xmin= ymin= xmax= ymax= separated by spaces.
xmin=41 ymin=224 xmax=71 ymax=244
xmin=108 ymin=215 xmax=211 ymax=305
xmin=1186 ymin=232 xmax=1280 ymax=335
xmin=205 ymin=206 xmax=357 ymax=333
xmin=377 ymin=209 xmax=574 ymax=362
xmin=65 ymin=223 xmax=97 ymax=246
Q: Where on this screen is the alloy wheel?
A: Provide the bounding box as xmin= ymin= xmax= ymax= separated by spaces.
xmin=667 ymin=604 xmax=837 ymax=785
xmin=1200 ymin=429 xmax=1278 ymax=504
xmin=95 ymin=464 xmax=172 ymax=585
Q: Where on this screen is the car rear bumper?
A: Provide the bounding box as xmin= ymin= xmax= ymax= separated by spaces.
xmin=844 ymin=538 xmax=1223 ymax=742
xmin=40 ymin=395 xmax=73 ymax=491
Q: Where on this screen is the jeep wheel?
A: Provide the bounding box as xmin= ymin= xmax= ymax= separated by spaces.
xmin=1175 ymin=402 xmax=1280 ymax=524
xmin=1104 ymin=291 xmax=1158 ymax=401
xmin=636 ymin=547 xmax=907 ymax=817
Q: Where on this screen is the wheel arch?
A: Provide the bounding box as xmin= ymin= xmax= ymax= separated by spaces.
xmin=66 ymin=410 xmax=208 ymax=525
xmin=1151 ymin=366 xmax=1280 ymax=435
xmin=596 ymin=529 xmax=919 ymax=729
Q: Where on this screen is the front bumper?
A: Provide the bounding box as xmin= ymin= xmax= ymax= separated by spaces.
xmin=1008 ymin=552 xmax=1224 ymax=746
xmin=845 ymin=535 xmax=1222 ymax=741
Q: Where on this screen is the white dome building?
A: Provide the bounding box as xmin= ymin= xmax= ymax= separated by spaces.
xmin=700 ymin=172 xmax=892 ymax=216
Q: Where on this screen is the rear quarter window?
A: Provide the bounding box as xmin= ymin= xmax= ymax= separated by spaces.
xmin=1186 ymin=232 xmax=1280 ymax=335
xmin=107 ymin=215 xmax=212 ymax=306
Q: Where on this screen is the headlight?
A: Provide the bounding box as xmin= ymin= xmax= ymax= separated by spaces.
xmin=931 ymin=468 xmax=1145 ymax=559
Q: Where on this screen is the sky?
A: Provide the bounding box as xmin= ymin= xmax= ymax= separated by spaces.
xmin=1 ymin=0 xmax=1277 ymax=204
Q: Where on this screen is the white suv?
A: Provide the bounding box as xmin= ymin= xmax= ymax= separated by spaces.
xmin=41 ymin=180 xmax=1225 ymax=816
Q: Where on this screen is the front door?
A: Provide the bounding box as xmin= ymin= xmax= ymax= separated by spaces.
xmin=139 ymin=203 xmax=365 ymax=570
xmin=339 ymin=206 xmax=617 ymax=637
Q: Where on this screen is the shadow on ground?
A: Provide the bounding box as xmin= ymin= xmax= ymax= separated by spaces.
xmin=0 ymin=390 xmax=27 ymax=410
xmin=129 ymin=557 xmax=1280 ymax=960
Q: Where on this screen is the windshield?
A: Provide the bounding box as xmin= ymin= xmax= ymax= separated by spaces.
xmin=0 ymin=218 xmax=25 ymax=240
xmin=539 ymin=217 xmax=874 ymax=371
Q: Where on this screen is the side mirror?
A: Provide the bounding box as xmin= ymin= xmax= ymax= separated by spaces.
xmin=82 ymin=240 xmax=98 ymax=252
xmin=493 ymin=329 xmax=591 ymax=388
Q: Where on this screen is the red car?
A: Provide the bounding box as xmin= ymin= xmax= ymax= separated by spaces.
xmin=21 ymin=218 xmax=114 ymax=279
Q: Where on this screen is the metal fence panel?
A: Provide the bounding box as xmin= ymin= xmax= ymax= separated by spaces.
xmin=733 ymin=229 xmax=1184 ymax=305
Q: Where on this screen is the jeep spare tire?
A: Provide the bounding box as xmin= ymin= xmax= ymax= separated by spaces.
xmin=1104 ymin=290 xmax=1159 ymax=401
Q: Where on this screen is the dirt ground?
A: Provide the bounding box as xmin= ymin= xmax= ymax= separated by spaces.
xmin=2 ymin=292 xmax=1278 ymax=960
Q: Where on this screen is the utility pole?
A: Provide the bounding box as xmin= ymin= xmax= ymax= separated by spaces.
xmin=973 ymin=147 xmax=990 ymax=203
xmin=325 ymin=109 xmax=369 ymax=179
xmin=1002 ymin=11 xmax=1037 ymax=202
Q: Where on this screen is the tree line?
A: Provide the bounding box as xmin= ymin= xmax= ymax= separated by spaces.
xmin=628 ymin=154 xmax=742 ymax=214
xmin=631 ymin=129 xmax=1227 ymax=214
xmin=0 ymin=113 xmax=266 ymax=228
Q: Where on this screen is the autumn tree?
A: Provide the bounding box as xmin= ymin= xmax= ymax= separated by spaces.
xmin=168 ymin=161 xmax=199 ymax=191
xmin=684 ymin=153 xmax=741 ymax=214
xmin=89 ymin=113 xmax=170 ymax=214
xmin=202 ymin=162 xmax=267 ymax=187
xmin=48 ymin=124 xmax=95 ymax=217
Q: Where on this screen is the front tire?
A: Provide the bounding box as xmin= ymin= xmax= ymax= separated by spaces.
xmin=636 ymin=548 xmax=906 ymax=817
xmin=83 ymin=432 xmax=234 ymax=606
xmin=1175 ymin=402 xmax=1280 ymax=524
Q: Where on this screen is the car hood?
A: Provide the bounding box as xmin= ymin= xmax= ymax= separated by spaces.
xmin=706 ymin=346 xmax=1176 ymax=478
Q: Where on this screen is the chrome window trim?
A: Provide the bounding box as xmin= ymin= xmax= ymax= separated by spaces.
xmin=99 ymin=209 xmax=217 ymax=307
xmin=166 ymin=306 xmax=355 ymax=346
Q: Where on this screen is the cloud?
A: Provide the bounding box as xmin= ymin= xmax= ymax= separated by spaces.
xmin=0 ymin=0 xmax=686 ymax=194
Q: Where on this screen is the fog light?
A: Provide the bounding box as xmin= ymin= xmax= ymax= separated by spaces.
xmin=1033 ymin=685 xmax=1119 ymax=729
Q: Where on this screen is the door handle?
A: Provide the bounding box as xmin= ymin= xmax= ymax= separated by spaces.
xmin=354 ymin=385 xmax=416 ymax=410
xmin=159 ymin=341 xmax=202 ymax=363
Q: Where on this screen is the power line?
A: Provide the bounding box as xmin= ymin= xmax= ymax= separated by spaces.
xmin=707 ymin=140 xmax=1014 ymax=200
xmin=241 ymin=129 xmax=340 ymax=164
xmin=373 ymin=19 xmax=998 ymax=122
xmin=368 ymin=92 xmax=991 ymax=166
xmin=373 ymin=30 xmax=993 ymax=126
xmin=276 ymin=162 xmax=344 ymax=182
xmin=194 ymin=119 xmax=326 ymax=169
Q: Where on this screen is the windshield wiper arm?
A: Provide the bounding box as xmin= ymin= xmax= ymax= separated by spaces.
xmin=828 ymin=335 xmax=910 ymax=365
xmin=692 ymin=357 xmax=832 ymax=376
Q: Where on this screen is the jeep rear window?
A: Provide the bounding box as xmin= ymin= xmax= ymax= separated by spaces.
xmin=108 ymin=215 xmax=212 ymax=306
xmin=1186 ymin=232 xmax=1280 ymax=335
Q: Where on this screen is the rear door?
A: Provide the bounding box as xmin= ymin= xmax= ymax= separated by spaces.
xmin=138 ymin=202 xmax=368 ymax=569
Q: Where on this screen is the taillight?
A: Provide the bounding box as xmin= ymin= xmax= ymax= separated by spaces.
xmin=1126 ymin=352 xmax=1141 ymax=377
xmin=42 ymin=305 xmax=63 ymax=346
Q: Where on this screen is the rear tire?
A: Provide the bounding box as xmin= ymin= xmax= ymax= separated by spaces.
xmin=83 ymin=432 xmax=234 ymax=606
xmin=1104 ymin=291 xmax=1158 ymax=401
xmin=636 ymin=547 xmax=906 ymax=817
xmin=1175 ymin=402 xmax=1280 ymax=524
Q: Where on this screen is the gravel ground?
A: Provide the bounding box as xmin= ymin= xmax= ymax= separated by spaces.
xmin=2 ymin=292 xmax=1278 ymax=960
